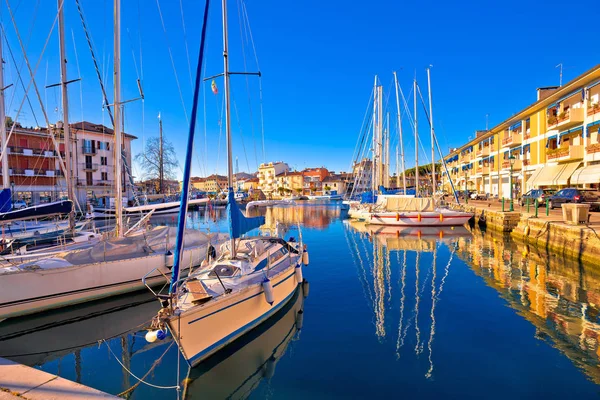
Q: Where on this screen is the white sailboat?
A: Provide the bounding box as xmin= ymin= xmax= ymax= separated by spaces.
xmin=350 ymin=70 xmax=472 ymax=227
xmin=145 ymin=0 xmax=309 ymax=367
xmin=0 ymin=0 xmax=225 ymax=321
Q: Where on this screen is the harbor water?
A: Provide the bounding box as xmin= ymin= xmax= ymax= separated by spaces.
xmin=2 ymin=203 xmax=600 ymax=398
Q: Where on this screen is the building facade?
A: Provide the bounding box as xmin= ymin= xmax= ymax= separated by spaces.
xmin=443 ymin=65 xmax=600 ymax=199
xmin=302 ymin=167 xmax=330 ymax=195
xmin=258 ymin=162 xmax=289 ymax=194
xmin=1 ymin=120 xmax=135 ymax=207
xmin=190 ymin=174 xmax=227 ymax=193
xmin=274 ymin=171 xmax=304 ymax=195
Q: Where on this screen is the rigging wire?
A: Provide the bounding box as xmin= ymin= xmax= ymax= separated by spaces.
xmin=236 ymin=0 xmax=258 ymax=170
xmin=155 ymin=0 xmax=189 ymax=123
xmin=1 ymin=26 xmax=39 ymax=127
xmin=240 ymin=0 xmax=265 ymax=162
xmin=178 ymin=0 xmax=194 ymax=88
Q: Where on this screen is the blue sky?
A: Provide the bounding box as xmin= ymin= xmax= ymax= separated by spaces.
xmin=2 ymin=0 xmax=599 ymax=179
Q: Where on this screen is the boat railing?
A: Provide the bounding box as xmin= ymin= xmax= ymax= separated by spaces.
xmin=142 ymin=267 xmax=172 ymax=298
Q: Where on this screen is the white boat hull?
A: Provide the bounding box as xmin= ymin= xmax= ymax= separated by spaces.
xmin=0 ymin=242 xmax=210 ymax=320
xmin=366 ymin=210 xmax=473 ymax=227
xmin=168 ymin=260 xmax=301 ymax=367
xmin=92 ymin=198 xmax=211 ymax=218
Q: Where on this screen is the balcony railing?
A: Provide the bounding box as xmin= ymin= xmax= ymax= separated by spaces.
xmin=82 ymin=146 xmax=96 ymax=155
xmin=9 ymin=168 xmax=64 ymax=177
xmin=501 ymin=134 xmax=522 ymax=147
xmin=587 ymin=143 xmax=600 ymax=154
xmin=82 ymin=163 xmax=99 ymax=171
xmin=547 ymin=108 xmax=584 ymax=130
xmin=547 ymin=145 xmax=584 ymax=161
xmin=8 ymin=147 xmax=57 ymax=157
xmin=476 ymin=147 xmax=490 ymax=157
xmin=587 ymin=104 xmax=600 ymax=116
xmin=77 ymin=179 xmax=113 ymax=187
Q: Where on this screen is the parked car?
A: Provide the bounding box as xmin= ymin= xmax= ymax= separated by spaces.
xmin=548 ymin=188 xmax=600 ymax=211
xmin=12 ymin=200 xmax=27 ymax=210
xmin=519 ymin=189 xmax=555 ymax=207
xmin=470 ymin=192 xmax=487 ymax=200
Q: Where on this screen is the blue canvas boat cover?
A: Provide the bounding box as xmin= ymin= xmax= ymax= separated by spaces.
xmin=227 ymin=188 xmax=265 ymax=239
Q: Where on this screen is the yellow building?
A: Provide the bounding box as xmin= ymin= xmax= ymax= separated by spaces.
xmin=258 ymin=161 xmax=289 ymax=194
xmin=443 ymin=64 xmax=600 ymax=199
xmin=190 ymin=174 xmax=227 ymax=193
xmin=274 ymin=171 xmax=304 ymax=196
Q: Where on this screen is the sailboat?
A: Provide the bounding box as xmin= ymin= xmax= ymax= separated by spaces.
xmin=183 ymin=286 xmax=306 ymax=399
xmin=144 ymin=0 xmax=309 ymax=367
xmin=0 ymin=0 xmax=226 ymax=321
xmin=349 ymin=70 xmax=472 ymax=227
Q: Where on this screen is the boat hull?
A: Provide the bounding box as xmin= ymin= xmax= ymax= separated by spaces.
xmin=0 ymin=244 xmax=207 ymax=320
xmin=367 ymin=210 xmax=473 ymax=227
xmin=168 ymin=261 xmax=301 ymax=367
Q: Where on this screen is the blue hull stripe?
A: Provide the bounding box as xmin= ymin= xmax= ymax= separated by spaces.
xmin=188 ymin=268 xmax=297 ymax=325
xmin=187 ymin=284 xmax=298 ymax=366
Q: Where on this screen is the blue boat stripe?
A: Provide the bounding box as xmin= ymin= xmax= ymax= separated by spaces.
xmin=188 ymin=269 xmax=297 ymax=325
xmin=188 ymin=286 xmax=297 ymax=365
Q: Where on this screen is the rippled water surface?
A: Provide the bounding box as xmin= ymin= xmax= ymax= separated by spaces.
xmin=2 ymin=203 xmax=600 ymax=399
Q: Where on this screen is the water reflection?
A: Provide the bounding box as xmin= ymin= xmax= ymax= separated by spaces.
xmin=183 ymin=287 xmax=305 ymax=399
xmin=344 ymin=221 xmax=471 ymax=379
xmin=456 ymin=228 xmax=600 ymax=384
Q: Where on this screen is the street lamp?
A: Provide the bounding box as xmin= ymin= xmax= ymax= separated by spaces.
xmin=509 ymin=155 xmax=516 ymax=211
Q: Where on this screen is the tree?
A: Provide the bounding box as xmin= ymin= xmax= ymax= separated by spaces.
xmin=135 ymin=136 xmax=179 ymax=194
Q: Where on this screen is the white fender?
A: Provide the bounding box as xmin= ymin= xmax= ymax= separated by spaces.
xmin=145 ymin=330 xmax=158 ymax=343
xmin=295 ymin=264 xmax=303 ymax=284
xmin=262 ymin=279 xmax=274 ymax=306
xmin=302 ymin=251 xmax=309 ymax=266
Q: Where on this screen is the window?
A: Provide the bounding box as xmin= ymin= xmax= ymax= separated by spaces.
xmin=86 ymin=171 xmax=93 ymax=186
xmin=101 ymin=157 xmax=107 ymax=166
xmin=101 ymin=172 xmax=108 ymax=181
xmin=106 ymin=142 xmax=110 ymax=150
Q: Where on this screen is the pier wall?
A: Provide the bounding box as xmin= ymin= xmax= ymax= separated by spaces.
xmin=451 ymin=202 xmax=600 ymax=265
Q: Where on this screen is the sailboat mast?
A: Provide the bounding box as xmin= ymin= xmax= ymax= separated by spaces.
xmin=393 ymin=72 xmax=406 ymax=194
xmin=113 ymin=0 xmax=123 ymax=237
xmin=159 ymin=114 xmax=163 ymax=194
xmin=0 ymin=29 xmax=8 ymax=190
xmin=414 ymin=79 xmax=419 ymax=196
xmin=427 ymin=67 xmax=435 ymax=195
xmin=58 ymin=0 xmax=75 ymax=230
xmin=371 ymin=76 xmax=377 ymax=195
xmin=222 ymin=0 xmax=235 ymax=253
xmin=385 ymin=112 xmax=389 ymax=188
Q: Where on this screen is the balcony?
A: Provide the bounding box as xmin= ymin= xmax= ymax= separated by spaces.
xmin=547 ymin=145 xmax=584 ymax=161
xmin=476 ymin=147 xmax=490 ymax=157
xmin=77 ymin=179 xmax=113 ymax=187
xmin=9 ymin=168 xmax=63 ymax=177
xmin=475 ymin=166 xmax=483 ymax=175
xmin=501 ymin=159 xmax=522 ymax=170
xmin=8 ymin=147 xmax=57 ymax=157
xmin=82 ymin=163 xmax=99 ymax=171
xmin=482 ymin=165 xmax=490 ymax=175
xmin=547 ymin=108 xmax=585 ymax=130
xmin=587 ymin=143 xmax=600 ymax=154
xmin=82 ymin=146 xmax=96 ymax=155
xmin=524 ymin=130 xmax=531 ymax=140
xmin=501 ymin=134 xmax=522 ymax=148
xmin=588 ymin=104 xmax=600 ymax=116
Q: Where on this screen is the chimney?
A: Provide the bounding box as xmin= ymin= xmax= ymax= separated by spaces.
xmin=537 ymin=86 xmax=560 ymax=101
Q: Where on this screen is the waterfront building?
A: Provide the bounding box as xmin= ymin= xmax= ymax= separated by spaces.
xmin=443 ymin=65 xmax=600 ymax=198
xmin=1 ymin=120 xmax=135 ymax=206
xmin=350 ymin=159 xmax=372 ymax=194
xmin=275 ymin=171 xmax=304 ymax=195
xmin=190 ymin=174 xmax=227 ymax=193
xmin=234 ymin=172 xmax=255 ymax=192
xmin=258 ymin=161 xmax=289 ymax=194
xmin=243 ymin=177 xmax=259 ymax=192
xmin=302 ymin=167 xmax=330 ymax=195
xmin=322 ymin=174 xmax=347 ymax=195
xmin=136 ymin=178 xmax=180 ymax=196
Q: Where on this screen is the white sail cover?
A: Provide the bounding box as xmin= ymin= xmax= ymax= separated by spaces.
xmin=377 ymin=196 xmax=435 ymax=212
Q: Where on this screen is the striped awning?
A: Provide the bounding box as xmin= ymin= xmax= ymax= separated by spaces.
xmin=530 ymin=162 xmax=580 ymax=187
